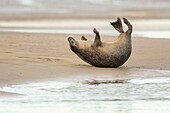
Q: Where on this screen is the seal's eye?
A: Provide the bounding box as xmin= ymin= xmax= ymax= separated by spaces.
xmin=71 ymin=40 xmax=77 ymax=46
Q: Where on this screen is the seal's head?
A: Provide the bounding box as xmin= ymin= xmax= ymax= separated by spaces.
xmin=68 ymin=37 xmax=79 ymax=52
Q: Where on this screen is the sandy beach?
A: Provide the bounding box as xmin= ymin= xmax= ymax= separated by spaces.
xmin=0 ymin=31 xmax=169 ymax=88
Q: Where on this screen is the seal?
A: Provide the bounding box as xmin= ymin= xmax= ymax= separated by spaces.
xmin=68 ymin=17 xmax=133 ymax=68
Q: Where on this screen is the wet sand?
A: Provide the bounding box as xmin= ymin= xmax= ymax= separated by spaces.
xmin=0 ymin=32 xmax=169 ymax=89
xmin=0 ymin=91 xmax=22 ymax=97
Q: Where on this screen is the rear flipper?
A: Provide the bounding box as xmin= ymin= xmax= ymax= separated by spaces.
xmin=110 ymin=17 xmax=124 ymax=33
xmin=123 ymin=17 xmax=133 ymax=35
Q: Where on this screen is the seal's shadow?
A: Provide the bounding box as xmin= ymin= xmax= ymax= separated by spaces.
xmin=75 ymin=63 xmax=131 ymax=70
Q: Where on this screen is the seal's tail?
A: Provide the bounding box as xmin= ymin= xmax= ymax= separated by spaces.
xmin=123 ymin=18 xmax=133 ymax=35
xmin=110 ymin=18 xmax=124 ymax=33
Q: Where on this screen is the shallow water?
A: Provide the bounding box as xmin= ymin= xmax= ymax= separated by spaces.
xmin=0 ymin=19 xmax=170 ymax=39
xmin=1 ymin=27 xmax=170 ymax=39
xmin=0 ymin=69 xmax=170 ymax=113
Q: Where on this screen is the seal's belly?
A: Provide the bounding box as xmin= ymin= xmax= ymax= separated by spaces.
xmin=78 ymin=46 xmax=131 ymax=68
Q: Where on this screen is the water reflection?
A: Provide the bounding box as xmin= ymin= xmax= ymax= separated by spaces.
xmin=0 ymin=73 xmax=170 ymax=113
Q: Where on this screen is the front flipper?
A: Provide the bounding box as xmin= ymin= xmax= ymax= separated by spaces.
xmin=110 ymin=17 xmax=124 ymax=33
xmin=81 ymin=35 xmax=87 ymax=41
xmin=93 ymin=28 xmax=102 ymax=47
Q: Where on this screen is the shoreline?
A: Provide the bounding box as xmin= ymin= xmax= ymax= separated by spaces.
xmin=0 ymin=91 xmax=23 ymax=97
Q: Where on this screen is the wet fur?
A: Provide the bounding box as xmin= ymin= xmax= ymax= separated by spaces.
xmin=68 ymin=18 xmax=132 ymax=68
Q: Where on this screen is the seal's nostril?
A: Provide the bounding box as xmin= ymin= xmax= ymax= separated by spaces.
xmin=68 ymin=37 xmax=77 ymax=46
xmin=68 ymin=37 xmax=75 ymax=43
xmin=68 ymin=37 xmax=72 ymax=42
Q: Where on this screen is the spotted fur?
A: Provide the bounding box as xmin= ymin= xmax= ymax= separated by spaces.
xmin=68 ymin=17 xmax=133 ymax=68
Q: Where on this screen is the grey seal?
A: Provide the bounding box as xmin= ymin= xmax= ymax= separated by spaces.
xmin=68 ymin=17 xmax=133 ymax=68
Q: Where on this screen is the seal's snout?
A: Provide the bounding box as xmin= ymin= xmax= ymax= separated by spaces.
xmin=68 ymin=37 xmax=73 ymax=43
xmin=68 ymin=37 xmax=77 ymax=46
xmin=68 ymin=37 xmax=79 ymax=52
